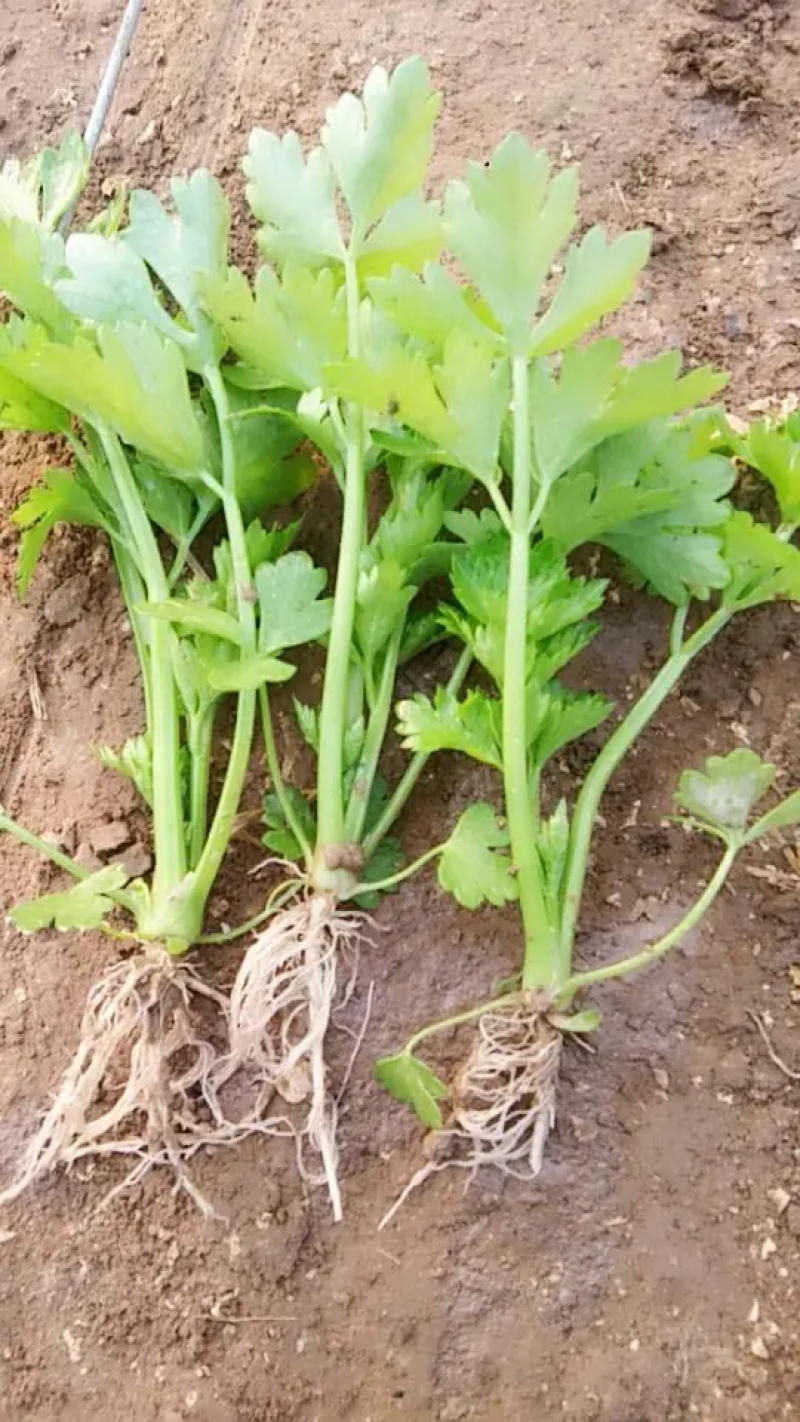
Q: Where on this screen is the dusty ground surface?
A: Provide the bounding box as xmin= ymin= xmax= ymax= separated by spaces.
xmin=1 ymin=0 xmax=799 ymax=1418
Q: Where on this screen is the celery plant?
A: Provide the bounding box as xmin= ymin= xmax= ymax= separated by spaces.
xmin=364 ymin=134 xmax=800 ymax=1201
xmin=195 ymin=59 xmax=490 ymax=1217
xmin=0 ymin=136 xmax=318 ymax=1206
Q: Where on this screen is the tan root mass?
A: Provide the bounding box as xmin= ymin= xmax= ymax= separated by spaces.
xmin=0 ymin=952 xmax=233 ymax=1215
xmin=381 ymin=1007 xmax=562 ymax=1229
xmin=218 ymin=891 xmax=365 ymax=1222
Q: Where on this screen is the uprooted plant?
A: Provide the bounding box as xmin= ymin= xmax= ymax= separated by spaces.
xmin=358 ymin=131 xmax=800 ymax=1215
xmin=193 ymin=58 xmax=485 ymax=1218
xmin=0 ymin=134 xmax=322 ymax=1207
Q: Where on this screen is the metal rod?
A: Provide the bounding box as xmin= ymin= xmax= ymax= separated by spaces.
xmin=59 ymin=0 xmax=145 ymax=231
xmin=84 ymin=0 xmax=146 ymax=156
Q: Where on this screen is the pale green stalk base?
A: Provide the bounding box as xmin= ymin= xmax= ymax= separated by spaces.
xmin=504 ymin=356 xmax=558 ymax=990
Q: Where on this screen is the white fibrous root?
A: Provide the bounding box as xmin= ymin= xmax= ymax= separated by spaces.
xmin=449 ymin=1007 xmax=562 ymax=1176
xmin=380 ymin=1004 xmax=562 ymax=1229
xmin=218 ymin=891 xmax=365 ymax=1221
xmin=0 ymin=951 xmax=233 ymax=1215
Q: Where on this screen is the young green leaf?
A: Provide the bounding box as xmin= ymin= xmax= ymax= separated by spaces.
xmin=256 ymin=552 xmax=334 ymax=655
xmin=244 ymin=130 xmax=343 ymax=267
xmin=203 ymin=382 xmax=316 ymax=516
xmin=124 ymin=171 xmax=230 ymax=321
xmin=396 ymin=688 xmax=503 ymax=768
xmin=399 ymin=609 xmax=447 ymax=662
xmin=12 ymin=468 xmax=108 ymax=597
xmin=538 ymin=798 xmax=570 ymax=920
xmin=592 ymin=352 xmax=727 ymax=439
xmin=6 ymin=323 xmax=205 ymax=469
xmin=56 ymin=234 xmax=182 ymax=339
xmin=373 ymin=1052 xmax=447 ymax=1129
xmin=438 ymin=803 xmax=518 ymax=909
xmin=529 ymin=343 xmax=726 ymax=485
xmin=527 ymin=684 xmax=611 ymax=769
xmin=206 ymin=652 xmax=296 ymax=692
xmin=0 ymin=131 xmax=89 ymax=229
xmin=141 ymin=599 xmax=243 ymax=644
xmin=676 ymin=748 xmax=776 ymax=834
xmin=444 ymin=136 xmax=579 ymax=351
xmin=245 ymin=517 xmax=299 ymax=570
xmin=322 ymin=57 xmax=439 ymax=241
xmin=544 ymin=424 xmax=735 ymax=605
xmin=607 ymin=525 xmax=728 ymax=607
xmin=433 ymin=335 xmax=509 ymax=483
xmin=327 ymin=332 xmax=507 ymax=483
xmin=290 ymin=697 xmax=318 ymax=757
xmin=0 ymin=220 xmax=69 ymax=331
xmin=357 ymin=193 xmax=442 ymax=277
xmin=9 ymin=864 xmax=129 ymax=934
xmin=739 ymin=418 xmax=800 ymax=527
xmin=0 ymin=362 xmax=69 ymax=434
xmin=0 ymin=157 xmax=41 ymax=224
xmin=445 ymin=508 xmax=504 ymax=545
xmin=262 ymin=788 xmax=316 ymax=861
xmin=198 ymin=264 xmax=347 ymax=393
xmin=354 ymin=561 xmax=415 ymax=663
xmin=132 ymin=456 xmax=198 ymax=541
xmin=449 ymin=534 xmax=509 ymax=627
xmin=371 ymin=467 xmax=447 ymax=570
xmin=527 ymin=226 xmax=651 ymax=357
xmin=98 ymin=734 xmax=153 ymax=809
xmin=721 ymin=510 xmax=800 ymax=609
xmin=39 ymin=132 xmax=91 ymax=228
xmin=370 ymin=261 xmax=499 ymax=349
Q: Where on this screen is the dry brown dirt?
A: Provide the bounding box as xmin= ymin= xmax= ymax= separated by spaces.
xmin=1 ymin=0 xmax=799 ymax=1419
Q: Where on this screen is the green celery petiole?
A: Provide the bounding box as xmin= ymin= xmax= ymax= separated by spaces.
xmin=352 ymin=841 xmax=447 ymax=897
xmin=186 ymin=709 xmax=215 ymax=870
xmin=506 ymin=356 xmax=556 ymax=990
xmin=361 ymin=645 xmax=473 ymax=861
xmin=344 ymin=624 xmax=406 ymax=843
xmin=559 ymin=841 xmax=739 ymax=1000
xmin=187 ymin=367 xmax=259 ymax=915
xmin=0 ymin=807 xmax=132 ymax=912
xmin=313 ymin=255 xmax=366 ymax=882
xmin=559 ymin=604 xmax=732 ymax=962
xmin=97 ymin=425 xmax=187 ymax=915
xmin=259 ymin=686 xmax=313 ymax=866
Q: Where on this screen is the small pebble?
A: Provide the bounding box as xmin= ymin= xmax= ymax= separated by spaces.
xmin=768 ymin=1187 xmax=791 ymax=1216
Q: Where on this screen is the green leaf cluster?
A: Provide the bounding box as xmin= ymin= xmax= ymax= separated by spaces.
xmin=3 ymin=67 xmax=800 ymax=1169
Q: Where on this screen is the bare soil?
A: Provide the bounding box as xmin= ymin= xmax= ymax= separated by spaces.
xmin=1 ymin=0 xmax=799 ymax=1418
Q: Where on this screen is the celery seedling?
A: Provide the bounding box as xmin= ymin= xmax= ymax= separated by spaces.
xmin=368 ymin=134 xmax=800 ymax=1203
xmin=196 ymin=59 xmax=493 ymax=1216
xmin=0 ymin=136 xmax=318 ymax=1205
